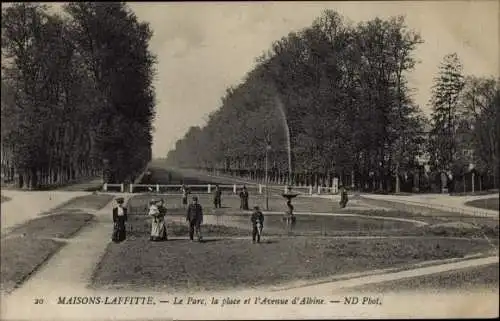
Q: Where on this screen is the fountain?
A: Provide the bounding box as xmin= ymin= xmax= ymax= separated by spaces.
xmin=281 ymin=185 xmax=299 ymax=203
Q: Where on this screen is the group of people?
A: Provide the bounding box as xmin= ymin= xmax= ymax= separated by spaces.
xmin=111 ymin=184 xmax=349 ymax=244
xmin=110 ymin=194 xmax=264 ymax=244
xmin=181 ymin=183 xmax=251 ymax=211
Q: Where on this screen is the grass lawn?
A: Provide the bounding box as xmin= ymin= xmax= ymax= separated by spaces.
xmin=1 ymin=195 xmax=11 ymax=203
xmin=127 ymin=195 xmax=499 ymax=238
xmin=127 ymin=219 xmax=250 ymax=238
xmin=40 ymin=194 xmax=114 ymax=215
xmin=1 ymin=212 xmax=95 ymax=294
xmin=351 ymin=263 xmax=499 ymax=293
xmin=1 ymin=237 xmax=63 ymax=294
xmin=127 ymin=193 xmax=339 ymax=214
xmin=227 ymin=213 xmax=419 ymax=236
xmin=9 ymin=213 xmax=95 ymax=239
xmin=91 ymin=236 xmax=492 ymax=293
xmin=465 ymin=197 xmax=499 ymax=211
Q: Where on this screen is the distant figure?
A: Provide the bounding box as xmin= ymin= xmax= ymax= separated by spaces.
xmin=149 ymin=198 xmax=167 ymax=241
xmin=186 ymin=196 xmax=203 ymax=242
xmin=213 ymin=184 xmax=222 ymax=209
xmin=239 ymin=185 xmax=249 ymax=210
xmin=283 ymin=200 xmax=296 ymax=231
xmin=112 ymin=197 xmax=128 ymax=243
xmin=250 ymin=206 xmax=264 ymax=243
xmin=339 ymin=186 xmax=349 ymax=208
xmin=181 ymin=184 xmax=190 ymax=209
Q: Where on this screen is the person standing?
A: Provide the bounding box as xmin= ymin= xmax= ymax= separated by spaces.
xmin=250 ymin=206 xmax=264 ymax=243
xmin=239 ymin=185 xmax=249 ymax=210
xmin=186 ymin=196 xmax=203 ymax=242
xmin=213 ymin=185 xmax=222 ymax=209
xmin=283 ymin=200 xmax=296 ymax=232
xmin=149 ymin=198 xmax=167 ymax=241
xmin=339 ymin=186 xmax=349 ymax=208
xmin=112 ymin=197 xmax=128 ymax=243
xmin=181 ymin=184 xmax=190 ymax=209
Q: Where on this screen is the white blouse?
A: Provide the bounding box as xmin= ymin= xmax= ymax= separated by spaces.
xmin=117 ymin=207 xmax=124 ymax=216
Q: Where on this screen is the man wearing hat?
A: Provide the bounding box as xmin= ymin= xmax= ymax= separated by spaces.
xmin=250 ymin=206 xmax=264 ymax=244
xmin=112 ymin=197 xmax=127 ymax=242
xmin=186 ymin=195 xmax=203 ymax=242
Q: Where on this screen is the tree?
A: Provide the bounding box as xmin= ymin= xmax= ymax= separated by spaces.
xmin=428 ymin=53 xmax=465 ymax=177
xmin=459 ymin=76 xmax=500 ymax=188
xmin=166 ymin=10 xmax=425 ymax=192
xmin=1 ymin=2 xmax=156 ymax=188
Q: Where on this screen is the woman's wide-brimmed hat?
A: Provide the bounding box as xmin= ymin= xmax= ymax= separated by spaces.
xmin=115 ymin=197 xmax=125 ymax=204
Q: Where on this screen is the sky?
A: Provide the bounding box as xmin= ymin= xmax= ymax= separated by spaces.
xmin=52 ymin=1 xmax=500 ymax=158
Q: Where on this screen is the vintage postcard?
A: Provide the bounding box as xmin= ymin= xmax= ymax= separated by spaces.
xmin=1 ymin=1 xmax=498 ymax=320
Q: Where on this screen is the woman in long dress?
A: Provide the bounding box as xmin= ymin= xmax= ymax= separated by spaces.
xmin=112 ymin=197 xmax=127 ymax=243
xmin=149 ymin=199 xmax=167 ymax=241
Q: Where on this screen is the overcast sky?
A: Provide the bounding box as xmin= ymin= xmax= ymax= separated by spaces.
xmin=56 ymin=1 xmax=500 ymax=157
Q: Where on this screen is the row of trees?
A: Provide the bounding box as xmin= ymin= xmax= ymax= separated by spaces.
xmin=167 ymin=10 xmax=426 ymax=191
xmin=1 ymin=2 xmax=156 ymax=189
xmin=166 ymin=10 xmax=499 ymax=192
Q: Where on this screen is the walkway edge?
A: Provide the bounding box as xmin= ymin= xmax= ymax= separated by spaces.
xmin=271 ymin=251 xmax=498 ymax=292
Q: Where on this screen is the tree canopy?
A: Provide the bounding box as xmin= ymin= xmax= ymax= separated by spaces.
xmin=1 ymin=2 xmax=156 ymax=188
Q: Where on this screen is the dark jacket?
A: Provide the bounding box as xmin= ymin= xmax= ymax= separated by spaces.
xmin=112 ymin=207 xmax=128 ymax=222
xmin=186 ymin=203 xmax=203 ymax=223
xmin=251 ymin=210 xmax=264 ymax=226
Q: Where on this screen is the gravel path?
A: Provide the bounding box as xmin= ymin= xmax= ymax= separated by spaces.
xmin=1 ymin=191 xmax=91 ymax=236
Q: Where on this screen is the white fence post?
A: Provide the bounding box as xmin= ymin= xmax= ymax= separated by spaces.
xmin=259 ymin=184 xmax=262 ymax=194
xmin=317 ymin=185 xmax=321 ymax=195
xmin=208 ymin=184 xmax=211 ymax=193
xmin=156 ymin=184 xmax=160 ymax=193
xmin=103 ymin=183 xmax=108 ymax=192
xmin=309 ymin=186 xmax=313 ymax=195
xmin=129 ymin=184 xmax=133 ymax=193
xmin=120 ymin=183 xmax=124 ymax=193
xmin=233 ymin=184 xmax=237 ymax=194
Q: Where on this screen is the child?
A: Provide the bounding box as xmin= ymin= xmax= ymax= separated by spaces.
xmin=250 ymin=206 xmax=264 ymax=243
xmin=339 ymin=186 xmax=349 ymax=208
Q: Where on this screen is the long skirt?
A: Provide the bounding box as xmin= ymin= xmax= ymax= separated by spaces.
xmin=151 ymin=218 xmax=167 ymax=241
xmin=112 ymin=221 xmax=126 ymax=243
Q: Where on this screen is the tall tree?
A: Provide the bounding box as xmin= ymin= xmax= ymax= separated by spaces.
xmin=428 ymin=53 xmax=465 ymax=176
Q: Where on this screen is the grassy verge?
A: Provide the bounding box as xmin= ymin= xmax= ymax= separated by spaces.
xmin=465 ymin=197 xmax=499 ymax=211
xmin=9 ymin=213 xmax=95 ymax=238
xmin=1 ymin=237 xmax=63 ymax=294
xmin=1 ymin=195 xmax=11 ymax=203
xmin=350 ymin=263 xmax=499 ymax=293
xmin=1 ymin=209 xmax=95 ymax=294
xmin=40 ymin=194 xmax=114 ymax=215
xmin=91 ymin=236 xmax=492 ymax=293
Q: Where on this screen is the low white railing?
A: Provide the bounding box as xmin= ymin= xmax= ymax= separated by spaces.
xmin=101 ymin=183 xmax=339 ymax=195
xmin=103 ymin=183 xmax=124 ymax=193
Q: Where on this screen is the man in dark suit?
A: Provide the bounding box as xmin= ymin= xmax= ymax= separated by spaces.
xmin=186 ymin=196 xmax=203 ymax=241
xmin=250 ymin=206 xmax=264 ymax=243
